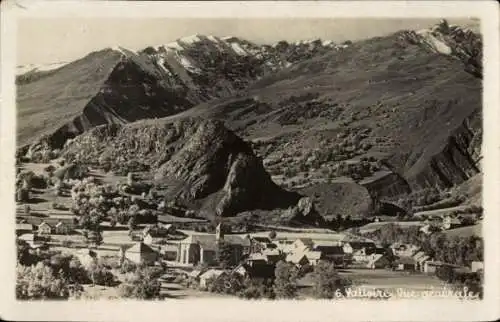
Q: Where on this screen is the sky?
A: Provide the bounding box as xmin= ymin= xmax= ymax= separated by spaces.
xmin=17 ymin=17 xmax=478 ymax=66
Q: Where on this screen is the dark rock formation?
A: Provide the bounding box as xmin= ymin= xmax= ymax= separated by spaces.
xmin=360 ymin=171 xmax=411 ymax=200
xmin=61 ymin=118 xmax=300 ymax=218
xmin=405 ymin=109 xmax=481 ymax=189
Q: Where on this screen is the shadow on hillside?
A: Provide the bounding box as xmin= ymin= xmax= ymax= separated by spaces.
xmin=27 ymin=197 xmax=47 ymax=204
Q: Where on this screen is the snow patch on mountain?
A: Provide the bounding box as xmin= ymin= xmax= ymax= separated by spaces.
xmin=176 ymin=53 xmax=202 ymax=74
xmin=415 ymin=29 xmax=452 ymax=55
xmin=16 ymin=62 xmax=69 ymax=75
xmin=230 ymin=42 xmax=249 ymax=56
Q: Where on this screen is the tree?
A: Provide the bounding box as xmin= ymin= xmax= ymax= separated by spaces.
xmin=273 ymin=261 xmax=298 ymax=299
xmin=17 ymin=188 xmax=30 ymax=203
xmin=312 ymin=261 xmax=349 ymax=299
xmin=118 ymin=267 xmax=161 ymax=299
xmin=87 ymin=263 xmax=116 ymax=286
xmin=128 ymin=216 xmax=137 ymax=235
xmin=16 ymin=262 xmax=80 ymax=300
xmin=216 ymin=241 xmax=235 ymax=269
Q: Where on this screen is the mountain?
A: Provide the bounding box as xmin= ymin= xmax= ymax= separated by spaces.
xmin=161 ymin=22 xmax=482 ymax=199
xmin=17 ymin=35 xmax=343 ymax=152
xmin=60 ymin=118 xmax=315 ymax=223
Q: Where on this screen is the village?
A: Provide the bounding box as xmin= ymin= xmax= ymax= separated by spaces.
xmin=15 ymin=160 xmax=484 ymax=300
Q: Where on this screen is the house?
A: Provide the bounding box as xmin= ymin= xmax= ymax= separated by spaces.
xmin=16 ymin=223 xmax=33 ymax=236
xmin=391 ymin=243 xmax=420 ymax=257
xmin=395 ymin=257 xmax=416 ymax=271
xmin=248 ymin=236 xmax=273 ymax=254
xmin=305 ymin=251 xmax=323 ymax=266
xmin=54 ymin=221 xmax=71 ymax=235
xmin=423 ymin=261 xmax=443 ymax=274
xmin=286 ymin=252 xmax=310 ymax=267
xmin=412 ymin=251 xmax=431 ymax=272
xmin=76 ymin=249 xmax=98 ymax=268
xmin=233 ymin=262 xmax=275 ymax=282
xmin=352 ymin=247 xmax=378 ymax=262
xmin=261 ymin=248 xmax=283 ymax=264
xmin=366 ymin=254 xmax=390 ymax=269
xmin=471 ymin=261 xmax=484 ymax=273
xmin=292 ymin=238 xmax=314 ymax=252
xmin=423 ymin=261 xmax=463 ymax=274
xmin=274 ymin=239 xmax=295 ymax=254
xmin=199 ymin=269 xmax=227 ymax=289
xmin=119 ymin=242 xmax=158 ymax=265
xmin=342 ymin=243 xmax=353 ymax=254
xmin=341 ymin=241 xmax=376 ymax=255
xmin=38 ymin=222 xmax=53 ymax=235
xmin=314 ymin=245 xmax=351 ymax=267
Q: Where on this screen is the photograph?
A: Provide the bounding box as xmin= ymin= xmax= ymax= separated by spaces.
xmin=1 ymin=1 xmax=499 ymax=322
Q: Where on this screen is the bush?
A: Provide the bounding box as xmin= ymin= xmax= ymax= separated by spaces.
xmin=16 ymin=262 xmax=78 ymax=300
xmin=273 ymin=261 xmax=298 ymax=299
xmin=17 ymin=188 xmax=30 ymax=203
xmin=239 ymin=278 xmax=275 ymax=299
xmin=118 ymin=267 xmax=161 ymax=299
xmin=120 ymin=260 xmax=137 ymax=274
xmin=87 ymin=263 xmax=116 ymax=286
xmin=312 ymin=261 xmax=350 ymax=299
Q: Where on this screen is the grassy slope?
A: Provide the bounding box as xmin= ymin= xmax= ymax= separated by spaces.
xmin=16 ymin=49 xmax=122 ymax=146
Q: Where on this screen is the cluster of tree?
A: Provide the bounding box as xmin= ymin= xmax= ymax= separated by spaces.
xmin=216 ymin=241 xmax=237 ymax=269
xmin=326 ymin=214 xmax=372 ymax=231
xmin=435 ymin=265 xmax=483 ymax=299
xmin=396 ymin=187 xmax=452 ymax=211
xmin=331 ymin=160 xmax=376 ymax=181
xmin=17 ymin=241 xmax=165 ymax=300
xmin=16 ymin=262 xmax=83 ymax=300
xmin=364 ymin=224 xmax=483 ymax=267
xmin=15 ymin=171 xmax=51 ymax=202
xmin=70 ymin=178 xmax=158 ymax=242
xmin=118 ymin=265 xmax=162 ymax=300
xmin=272 ymin=260 xmax=350 ymax=299
xmin=202 ymin=258 xmax=352 ymax=300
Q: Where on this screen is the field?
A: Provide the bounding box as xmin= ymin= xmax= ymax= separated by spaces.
xmin=443 ymin=222 xmax=482 ymax=238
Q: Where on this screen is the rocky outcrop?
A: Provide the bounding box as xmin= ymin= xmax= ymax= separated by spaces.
xmin=360 ymin=171 xmax=411 ymax=200
xmin=61 ymin=118 xmax=300 ymax=218
xmin=298 ymin=182 xmax=374 ymax=220
xmin=406 ymin=109 xmax=481 ymax=189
